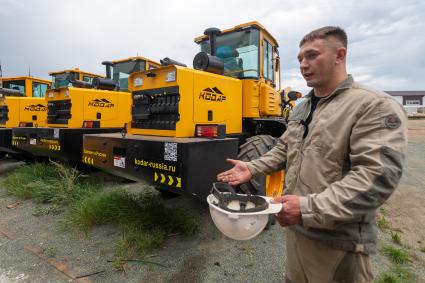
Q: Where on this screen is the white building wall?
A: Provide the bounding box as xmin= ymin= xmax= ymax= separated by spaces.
xmin=405 ymin=106 xmax=417 ymax=114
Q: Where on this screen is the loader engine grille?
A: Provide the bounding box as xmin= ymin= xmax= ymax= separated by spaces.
xmin=0 ymin=105 xmax=9 ymax=125
xmin=131 ymin=86 xmax=180 ymax=130
xmin=47 ymin=99 xmax=72 ymax=124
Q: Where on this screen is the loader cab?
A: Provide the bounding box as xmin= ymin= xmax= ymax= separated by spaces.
xmin=195 ymin=21 xmax=280 ymax=89
xmin=194 ymin=22 xmax=283 ymax=118
xmin=49 ymin=69 xmax=102 ymax=90
xmin=103 ymin=57 xmax=161 ymax=92
xmin=0 ymin=77 xmax=50 ymax=98
xmin=0 ymin=76 xmax=50 ymax=129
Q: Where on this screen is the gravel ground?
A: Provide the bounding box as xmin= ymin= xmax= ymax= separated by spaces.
xmin=0 ymin=120 xmax=424 ymax=283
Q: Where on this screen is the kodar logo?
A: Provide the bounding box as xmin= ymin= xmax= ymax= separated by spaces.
xmin=88 ymin=98 xmax=114 ymax=108
xmin=199 ymin=87 xmax=226 ymax=102
xmin=24 ymin=104 xmax=47 ymax=111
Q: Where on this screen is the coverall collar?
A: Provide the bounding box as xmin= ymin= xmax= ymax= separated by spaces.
xmin=305 ymin=74 xmax=354 ymax=100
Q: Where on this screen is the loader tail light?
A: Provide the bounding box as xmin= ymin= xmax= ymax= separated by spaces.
xmin=83 ymin=121 xmax=100 ymax=128
xmin=195 ymin=124 xmax=226 ymax=139
xmin=19 ymin=122 xmax=33 ymax=127
xmin=83 ymin=121 xmax=93 ymax=128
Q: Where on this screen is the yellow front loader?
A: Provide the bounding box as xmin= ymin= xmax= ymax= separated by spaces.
xmin=13 ymin=58 xmax=161 ymax=163
xmin=0 ymin=76 xmax=50 ymax=157
xmin=83 ymin=22 xmax=300 ymax=200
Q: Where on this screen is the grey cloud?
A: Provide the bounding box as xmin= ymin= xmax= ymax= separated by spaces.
xmin=0 ymin=0 xmax=423 ymax=93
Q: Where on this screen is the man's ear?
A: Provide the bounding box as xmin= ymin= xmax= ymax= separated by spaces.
xmin=335 ymin=47 xmax=347 ymax=64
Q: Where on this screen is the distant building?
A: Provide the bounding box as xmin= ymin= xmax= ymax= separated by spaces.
xmin=385 ymin=91 xmax=425 ymax=115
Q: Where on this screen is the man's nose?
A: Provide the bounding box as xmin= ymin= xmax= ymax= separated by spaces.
xmin=299 ymin=58 xmax=309 ymax=69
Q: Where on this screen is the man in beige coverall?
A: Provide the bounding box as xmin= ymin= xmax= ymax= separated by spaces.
xmin=217 ymin=26 xmax=408 ymax=282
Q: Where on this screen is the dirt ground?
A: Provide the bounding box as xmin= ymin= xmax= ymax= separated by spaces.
xmin=0 ymin=120 xmax=425 ymax=283
xmin=381 ymin=120 xmax=425 ymax=250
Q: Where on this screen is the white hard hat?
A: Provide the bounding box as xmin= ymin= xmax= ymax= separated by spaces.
xmin=207 ymin=182 xmax=283 ymax=241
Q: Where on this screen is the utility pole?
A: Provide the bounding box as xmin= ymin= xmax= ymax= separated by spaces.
xmin=0 ymin=59 xmax=3 ymax=88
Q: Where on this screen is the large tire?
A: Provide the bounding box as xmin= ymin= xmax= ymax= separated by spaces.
xmin=0 ymin=152 xmax=6 ymax=158
xmin=236 ymin=135 xmax=278 ymax=196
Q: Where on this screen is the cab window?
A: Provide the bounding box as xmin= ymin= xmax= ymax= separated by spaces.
xmin=2 ymin=80 xmax=25 ymax=96
xmin=263 ymin=39 xmax=274 ymax=82
xmin=199 ymin=28 xmax=261 ymax=79
xmin=32 ymin=82 xmax=48 ymax=98
xmin=112 ymin=60 xmax=146 ymax=91
xmin=83 ymin=75 xmax=94 ymax=84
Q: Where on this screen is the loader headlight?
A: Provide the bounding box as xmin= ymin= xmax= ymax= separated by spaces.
xmin=64 ymin=90 xmax=69 ymax=97
xmin=48 ymin=91 xmax=54 ymax=98
xmin=133 ymin=76 xmax=143 ymax=87
xmin=165 ymin=71 xmax=176 ymax=82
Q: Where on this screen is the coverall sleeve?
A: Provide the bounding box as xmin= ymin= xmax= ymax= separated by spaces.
xmin=299 ymin=97 xmax=408 ymax=229
xmin=245 ymin=129 xmax=289 ymax=176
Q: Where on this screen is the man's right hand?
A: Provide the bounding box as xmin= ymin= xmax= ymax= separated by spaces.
xmin=217 ymin=158 xmax=252 ymax=186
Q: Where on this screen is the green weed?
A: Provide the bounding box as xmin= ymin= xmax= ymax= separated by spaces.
xmin=3 ymin=161 xmax=98 ymax=206
xmin=110 ymin=257 xmax=126 ymax=272
xmin=377 ymin=216 xmax=390 ymax=230
xmin=375 ymin=265 xmax=416 ymax=283
xmin=382 ymin=245 xmax=411 ymax=264
xmin=43 ymin=246 xmax=57 ymax=258
xmin=62 ymin=190 xmax=199 ymax=257
xmin=3 ymin=162 xmax=200 ymax=269
xmin=390 ymin=231 xmax=401 ymax=245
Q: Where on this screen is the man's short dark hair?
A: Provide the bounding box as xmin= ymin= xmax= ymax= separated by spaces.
xmin=299 ymin=26 xmax=347 ymax=48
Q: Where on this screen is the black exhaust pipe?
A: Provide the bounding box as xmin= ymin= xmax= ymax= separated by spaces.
xmin=70 ymin=80 xmax=94 ymax=89
xmin=193 ymin=52 xmax=224 ymax=75
xmin=160 ymin=57 xmax=187 ymax=67
xmin=204 ymin=27 xmax=221 ymax=56
xmin=193 ymin=27 xmax=224 ymax=75
xmin=0 ymin=88 xmax=22 ymax=96
xmin=102 ymin=61 xmax=113 ymax=79
xmin=92 ymin=77 xmax=117 ymax=91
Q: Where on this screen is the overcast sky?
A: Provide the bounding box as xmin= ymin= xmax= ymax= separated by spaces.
xmin=0 ymin=0 xmax=424 ymax=93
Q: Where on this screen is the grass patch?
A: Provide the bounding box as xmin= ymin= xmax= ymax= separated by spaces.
xmin=375 ymin=265 xmax=416 ymax=283
xmin=43 ymin=246 xmax=58 ymax=258
xmin=110 ymin=257 xmax=126 ymax=272
xmin=390 ymin=231 xmax=401 ymax=245
xmin=420 ymin=247 xmax=425 ymax=253
xmin=3 ymin=161 xmax=98 ymax=206
xmin=3 ymin=162 xmax=200 ymax=270
xmin=62 ymin=190 xmax=199 ymax=257
xmin=377 ymin=216 xmax=390 ymax=230
xmin=382 ymin=245 xmax=411 ymax=264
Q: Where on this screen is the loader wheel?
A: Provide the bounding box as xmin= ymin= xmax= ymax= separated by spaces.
xmin=237 ymin=135 xmax=285 ymax=198
xmin=0 ymin=152 xmax=6 ymax=158
xmin=237 ymin=135 xmax=285 ymax=230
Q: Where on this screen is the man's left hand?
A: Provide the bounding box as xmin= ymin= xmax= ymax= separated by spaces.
xmin=272 ymin=195 xmax=302 ymax=227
